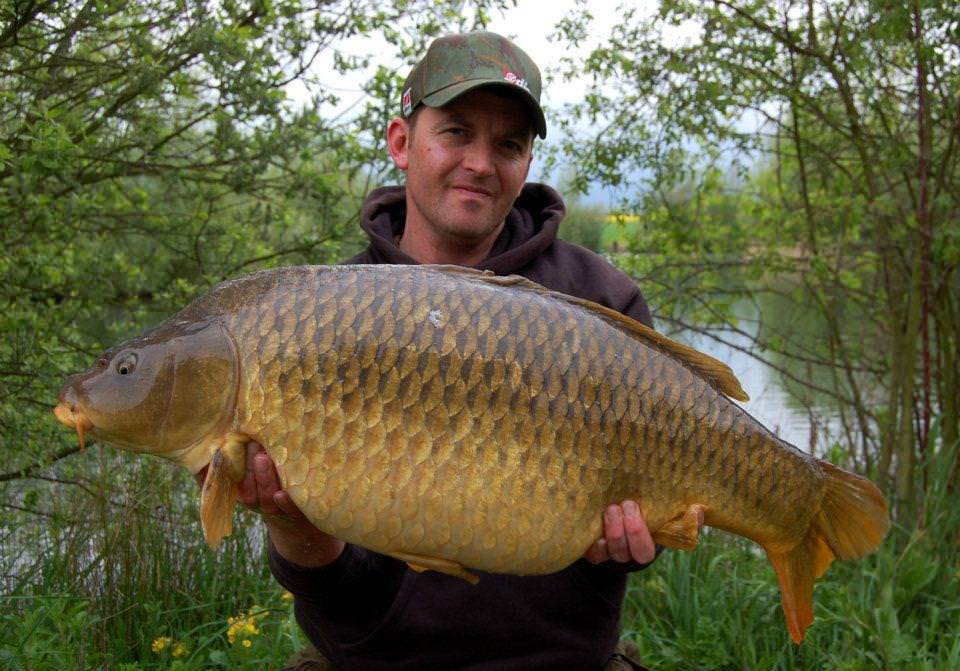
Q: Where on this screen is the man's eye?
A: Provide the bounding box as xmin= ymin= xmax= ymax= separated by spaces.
xmin=500 ymin=140 xmax=527 ymax=155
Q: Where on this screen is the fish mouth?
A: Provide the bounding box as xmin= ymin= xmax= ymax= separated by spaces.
xmin=53 ymin=402 xmax=94 ymax=452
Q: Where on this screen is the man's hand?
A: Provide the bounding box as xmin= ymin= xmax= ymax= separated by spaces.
xmin=195 ymin=442 xmax=344 ymax=568
xmin=584 ymin=500 xmax=657 ymax=565
xmin=236 ymin=442 xmax=307 ymax=519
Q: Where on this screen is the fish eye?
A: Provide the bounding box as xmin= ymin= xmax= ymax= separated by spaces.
xmin=116 ymin=353 xmax=138 ymax=376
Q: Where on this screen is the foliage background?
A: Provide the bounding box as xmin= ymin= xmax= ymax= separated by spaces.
xmin=1 ymin=0 xmax=957 ymax=668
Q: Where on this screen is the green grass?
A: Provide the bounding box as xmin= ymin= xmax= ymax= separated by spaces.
xmin=623 ymin=440 xmax=960 ymax=670
xmin=3 ymin=443 xmax=958 ymax=669
xmin=623 ymin=523 xmax=960 ymax=670
xmin=1 ymin=452 xmax=307 ymax=670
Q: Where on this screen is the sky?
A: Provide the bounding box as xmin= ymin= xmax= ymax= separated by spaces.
xmin=485 ymin=0 xmax=698 ymax=106
xmin=289 ymin=0 xmax=686 ymax=129
xmin=284 ymin=0 xmax=702 ymax=197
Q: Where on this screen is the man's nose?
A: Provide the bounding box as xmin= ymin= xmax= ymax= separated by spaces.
xmin=461 ymin=141 xmax=495 ymax=176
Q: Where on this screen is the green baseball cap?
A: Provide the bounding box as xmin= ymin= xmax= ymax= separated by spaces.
xmin=401 ymin=31 xmax=547 ymax=139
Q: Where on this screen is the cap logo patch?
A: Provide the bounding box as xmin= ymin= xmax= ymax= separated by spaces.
xmin=503 ymin=71 xmax=530 ymax=92
xmin=402 ymin=88 xmax=413 ymax=116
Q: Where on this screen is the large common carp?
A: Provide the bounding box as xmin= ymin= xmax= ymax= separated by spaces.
xmin=54 ymin=264 xmax=889 ymax=643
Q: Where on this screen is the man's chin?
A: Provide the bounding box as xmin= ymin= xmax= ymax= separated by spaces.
xmin=440 ymin=215 xmax=503 ymax=242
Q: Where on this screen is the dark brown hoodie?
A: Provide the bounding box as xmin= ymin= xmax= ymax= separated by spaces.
xmin=344 ymin=183 xmax=653 ymax=328
xmin=270 ymin=183 xmax=655 ymax=671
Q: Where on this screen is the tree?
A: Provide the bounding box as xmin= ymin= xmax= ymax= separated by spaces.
xmin=0 ymin=0 xmax=511 ymax=652
xmin=554 ymin=0 xmax=960 ymax=512
xmin=0 ymin=0 xmax=510 ymax=472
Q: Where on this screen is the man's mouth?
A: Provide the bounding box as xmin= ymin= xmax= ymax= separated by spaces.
xmin=452 ymin=185 xmax=493 ymax=197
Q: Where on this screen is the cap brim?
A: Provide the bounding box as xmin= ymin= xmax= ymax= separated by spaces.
xmin=421 ymin=80 xmax=547 ymax=139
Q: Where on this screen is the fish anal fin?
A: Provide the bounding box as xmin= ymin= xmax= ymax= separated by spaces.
xmin=651 ymin=504 xmax=706 ymax=550
xmin=388 ymin=551 xmax=479 ymax=585
xmin=200 ymin=435 xmax=249 ymax=549
xmin=812 ymin=534 xmax=835 ymax=579
xmin=764 ymin=459 xmax=890 ymax=644
xmin=765 ymin=528 xmax=827 ymax=645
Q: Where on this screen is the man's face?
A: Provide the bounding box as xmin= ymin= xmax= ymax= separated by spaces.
xmin=388 ymin=88 xmax=534 ymax=249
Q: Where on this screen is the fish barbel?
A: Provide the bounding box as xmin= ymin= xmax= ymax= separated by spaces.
xmin=54 ymin=264 xmax=888 ymax=642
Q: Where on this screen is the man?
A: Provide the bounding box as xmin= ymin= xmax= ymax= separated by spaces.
xmin=239 ymin=31 xmax=676 ymax=670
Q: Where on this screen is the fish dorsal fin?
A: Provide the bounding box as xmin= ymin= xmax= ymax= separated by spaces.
xmin=423 ymin=264 xmax=497 ymax=278
xmin=424 ymin=265 xmax=749 ymax=402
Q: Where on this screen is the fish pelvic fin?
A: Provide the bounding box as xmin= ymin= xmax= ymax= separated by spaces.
xmin=765 ymin=460 xmax=890 ymax=644
xmin=388 ymin=551 xmax=480 ymax=585
xmin=651 ymin=504 xmax=706 ymax=550
xmin=200 ymin=436 xmax=248 ymax=549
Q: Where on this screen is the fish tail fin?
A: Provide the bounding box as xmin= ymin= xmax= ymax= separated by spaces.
xmin=765 ymin=459 xmax=889 ymax=644
xmin=811 ymin=459 xmax=890 ymax=561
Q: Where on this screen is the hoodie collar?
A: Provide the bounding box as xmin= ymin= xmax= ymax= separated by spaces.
xmin=358 ymin=183 xmax=565 ymax=274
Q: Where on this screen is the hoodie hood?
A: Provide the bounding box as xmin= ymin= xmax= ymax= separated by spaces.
xmin=356 ymin=183 xmax=566 ymax=275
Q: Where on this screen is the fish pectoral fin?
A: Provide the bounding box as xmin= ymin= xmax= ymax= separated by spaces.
xmin=388 ymin=551 xmax=479 ymax=585
xmin=651 ymin=504 xmax=706 ymax=551
xmin=200 ymin=436 xmax=248 ymax=550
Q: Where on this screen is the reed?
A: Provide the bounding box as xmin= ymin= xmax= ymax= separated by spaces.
xmin=624 ymin=436 xmax=960 ymax=670
xmin=3 ymin=439 xmax=957 ymax=669
xmin=1 ymin=450 xmax=303 ymax=670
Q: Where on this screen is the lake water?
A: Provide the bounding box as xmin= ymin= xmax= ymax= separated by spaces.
xmin=680 ymin=319 xmax=843 ymax=455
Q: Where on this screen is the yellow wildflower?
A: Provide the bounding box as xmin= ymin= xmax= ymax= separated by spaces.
xmin=151 ymin=636 xmax=172 ymax=653
xmin=171 ymin=641 xmax=189 ymax=658
xmin=242 ymin=639 xmax=252 ymax=648
xmin=227 ymin=606 xmax=270 ymax=645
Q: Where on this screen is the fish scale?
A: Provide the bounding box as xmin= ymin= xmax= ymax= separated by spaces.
xmin=55 ymin=264 xmax=889 ymax=642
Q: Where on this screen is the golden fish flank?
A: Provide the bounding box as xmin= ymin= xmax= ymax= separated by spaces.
xmin=54 ymin=264 xmax=889 ymax=643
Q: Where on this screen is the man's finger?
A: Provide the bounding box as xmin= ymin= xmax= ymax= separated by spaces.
xmin=254 ymin=451 xmax=282 ymax=514
xmin=237 ymin=442 xmax=261 ymax=506
xmin=622 ymin=500 xmax=656 ymax=564
xmin=273 ymin=491 xmax=307 ymax=520
xmin=584 ymin=538 xmax=610 ymax=564
xmin=604 ymin=504 xmax=630 ymax=562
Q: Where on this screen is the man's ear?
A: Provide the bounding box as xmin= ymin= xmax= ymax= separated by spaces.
xmin=387 ymin=117 xmax=410 ymax=171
